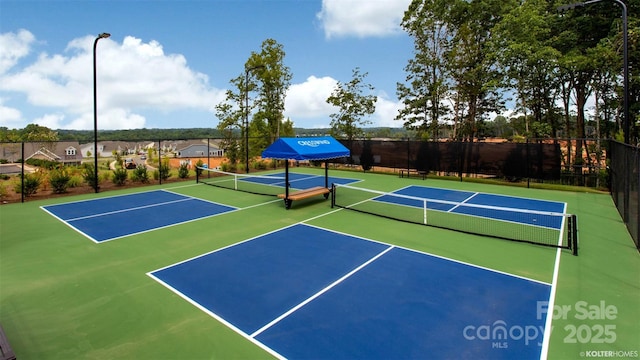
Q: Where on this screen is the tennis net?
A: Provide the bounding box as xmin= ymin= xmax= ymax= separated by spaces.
xmin=196 ymin=167 xmax=285 ymax=196
xmin=331 ymin=184 xmax=578 ymax=255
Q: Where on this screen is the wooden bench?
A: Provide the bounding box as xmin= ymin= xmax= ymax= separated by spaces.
xmin=399 ymin=169 xmax=427 ymax=180
xmin=0 ymin=324 xmax=16 ymax=360
xmin=278 ymin=186 xmax=331 ymax=209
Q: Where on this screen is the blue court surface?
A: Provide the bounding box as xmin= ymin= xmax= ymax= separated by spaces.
xmin=149 ymin=224 xmax=551 ymax=359
xmin=377 ymin=185 xmax=567 ymax=229
xmin=41 ymin=190 xmax=236 ymax=243
xmin=240 ymin=172 xmax=359 ymax=189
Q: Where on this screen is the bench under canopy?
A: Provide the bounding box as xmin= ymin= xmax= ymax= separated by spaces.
xmin=262 ymin=136 xmax=350 ymax=209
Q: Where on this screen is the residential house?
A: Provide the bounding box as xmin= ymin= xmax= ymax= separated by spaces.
xmin=176 ymin=142 xmax=224 ymax=158
xmin=24 ymin=141 xmax=84 ymax=166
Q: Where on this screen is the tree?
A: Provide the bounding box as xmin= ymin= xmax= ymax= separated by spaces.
xmin=396 ymin=0 xmax=452 ymax=139
xmin=215 ymin=75 xmax=249 ymax=167
xmin=492 ymin=0 xmax=561 ymax=136
xmin=326 ymin=67 xmax=377 ymax=146
xmin=552 ymin=1 xmax=623 ymax=163
xmin=214 ymin=39 xmax=292 ymax=168
xmin=446 ymin=0 xmax=515 ymax=141
xmin=20 ymin=124 xmax=59 ymax=142
xmin=248 ymin=39 xmax=292 ymax=148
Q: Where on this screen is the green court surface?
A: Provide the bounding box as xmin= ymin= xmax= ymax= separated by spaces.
xmin=0 ymin=168 xmax=638 ymax=359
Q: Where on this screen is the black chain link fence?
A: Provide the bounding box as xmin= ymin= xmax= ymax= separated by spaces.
xmin=609 ymin=140 xmax=640 ymax=251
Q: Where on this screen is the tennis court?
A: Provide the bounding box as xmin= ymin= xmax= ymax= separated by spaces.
xmin=0 ymin=167 xmax=638 ymax=359
xmin=371 ymin=185 xmax=566 ymax=227
xmin=196 ymin=169 xmax=360 ymax=196
xmin=150 ymin=223 xmax=550 ymax=359
xmin=41 ymin=190 xmax=237 ymax=243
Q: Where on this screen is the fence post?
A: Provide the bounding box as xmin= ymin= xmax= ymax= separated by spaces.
xmin=21 ymin=141 xmax=24 ymax=203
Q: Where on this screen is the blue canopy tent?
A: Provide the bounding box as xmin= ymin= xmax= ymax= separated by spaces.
xmin=261 ymin=136 xmax=350 ymax=208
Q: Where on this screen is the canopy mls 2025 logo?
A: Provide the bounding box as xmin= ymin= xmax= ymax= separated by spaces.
xmin=297 ymin=140 xmax=331 ymax=148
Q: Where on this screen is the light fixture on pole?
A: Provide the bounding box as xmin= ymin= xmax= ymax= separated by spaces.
xmin=93 ymin=32 xmax=110 ymax=192
xmin=558 ymin=0 xmax=629 ymax=144
xmin=244 ymin=64 xmax=264 ymax=174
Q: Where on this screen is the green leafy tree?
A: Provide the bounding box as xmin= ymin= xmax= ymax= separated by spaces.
xmin=248 ymin=39 xmax=292 ymax=146
xmin=551 ymin=1 xmax=625 ymax=160
xmin=326 ymin=67 xmax=377 ymax=145
xmin=215 ymin=78 xmax=246 ymax=167
xmin=446 ymin=0 xmax=514 ymax=141
xmin=492 ymin=0 xmax=561 ymax=136
xmin=397 ymin=0 xmax=452 ymax=139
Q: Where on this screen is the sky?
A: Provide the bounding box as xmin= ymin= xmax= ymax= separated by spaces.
xmin=0 ymin=0 xmax=416 ymax=130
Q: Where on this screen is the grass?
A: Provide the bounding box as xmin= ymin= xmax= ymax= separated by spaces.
xmin=0 ymin=168 xmax=638 ymax=359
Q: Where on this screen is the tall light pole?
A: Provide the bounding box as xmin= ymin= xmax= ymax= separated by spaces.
xmin=93 ymin=32 xmax=110 ymax=192
xmin=558 ymin=0 xmax=629 ymax=144
xmin=244 ymin=64 xmax=264 ymax=173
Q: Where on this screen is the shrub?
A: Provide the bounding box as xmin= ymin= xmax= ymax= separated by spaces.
xmin=67 ymin=175 xmax=83 ymax=188
xmin=0 ymin=183 xmax=7 ymax=200
xmin=14 ymin=172 xmax=42 ymax=196
xmin=49 ymin=167 xmax=71 ymax=194
xmin=195 ymin=160 xmax=205 ymax=177
xmin=82 ymin=164 xmax=100 ymax=189
xmin=130 ymin=164 xmax=149 ymax=183
xmin=220 ymin=161 xmax=237 ymax=172
xmin=112 ymin=168 xmax=128 ymax=186
xmin=178 ymin=163 xmax=189 ymax=179
xmin=158 ymin=159 xmax=171 ymax=181
xmin=252 ymin=160 xmax=268 ymax=170
xmin=26 ymin=158 xmax=58 ymax=170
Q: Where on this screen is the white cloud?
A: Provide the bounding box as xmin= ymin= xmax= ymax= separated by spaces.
xmin=0 ymin=98 xmax=23 ymax=126
xmin=284 ymin=77 xmax=403 ymax=128
xmin=0 ymin=33 xmax=224 ymax=130
xmin=0 ymin=29 xmax=35 ymax=74
xmin=61 ymin=108 xmax=146 ymax=130
xmin=373 ymin=94 xmax=403 ymax=127
xmin=285 ymin=75 xmax=338 ymax=120
xmin=317 ymin=0 xmax=411 ymax=39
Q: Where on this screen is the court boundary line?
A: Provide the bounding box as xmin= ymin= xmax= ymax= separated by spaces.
xmin=39 ymin=187 xmax=184 ymax=207
xmin=146 ymin=272 xmax=286 ymax=360
xmin=539 ymin=203 xmax=568 ymax=359
xmin=40 ymin=206 xmax=101 ymax=243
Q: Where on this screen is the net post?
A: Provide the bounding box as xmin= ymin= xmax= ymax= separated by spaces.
xmin=571 ymin=214 xmax=578 ymax=256
xmin=196 ymin=166 xmax=200 ymax=183
xmin=331 ymin=183 xmax=336 ymax=208
xmin=423 ymin=199 xmax=427 ymax=225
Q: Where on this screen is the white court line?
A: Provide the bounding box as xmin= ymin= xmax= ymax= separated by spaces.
xmin=250 ymin=245 xmax=395 ymax=338
xmin=539 ymin=203 xmax=568 ymax=359
xmin=447 ymin=192 xmax=480 ymax=212
xmin=65 ymin=197 xmax=193 ymax=222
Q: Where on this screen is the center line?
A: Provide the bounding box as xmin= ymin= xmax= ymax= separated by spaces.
xmin=250 ymin=245 xmax=395 ymax=338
